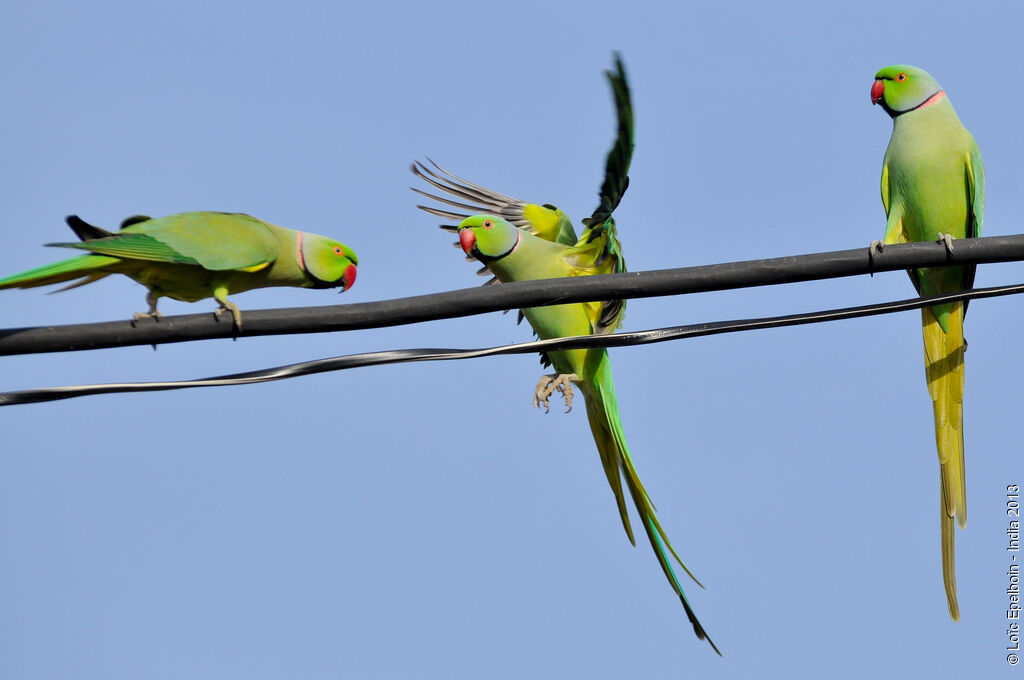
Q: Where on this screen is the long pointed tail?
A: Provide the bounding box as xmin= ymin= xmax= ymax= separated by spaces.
xmin=0 ymin=254 xmax=120 ymax=291
xmin=921 ymin=303 xmax=966 ymax=620
xmin=582 ymin=357 xmax=720 ymax=654
xmin=941 ymin=486 xmax=958 ymax=621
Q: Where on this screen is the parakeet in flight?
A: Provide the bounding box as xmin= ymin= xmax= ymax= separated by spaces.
xmin=0 ymin=212 xmax=358 ymax=327
xmin=415 ymin=55 xmax=719 ymax=654
xmin=411 ymin=53 xmax=630 ymax=331
xmin=871 ymin=64 xmax=984 ymax=620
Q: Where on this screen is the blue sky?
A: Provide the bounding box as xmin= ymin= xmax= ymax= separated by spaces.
xmin=2 ymin=1 xmax=1023 ymax=677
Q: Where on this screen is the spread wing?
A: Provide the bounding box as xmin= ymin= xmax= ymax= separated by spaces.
xmin=569 ymin=53 xmax=634 ymax=334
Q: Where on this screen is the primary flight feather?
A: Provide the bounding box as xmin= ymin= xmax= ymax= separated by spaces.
xmin=871 ymin=64 xmax=983 ymax=620
xmin=0 ymin=212 xmax=358 ymax=327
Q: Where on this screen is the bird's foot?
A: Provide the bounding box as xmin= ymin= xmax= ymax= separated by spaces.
xmin=937 ymin=233 xmax=955 ymax=255
xmin=214 ymin=303 xmax=243 ymax=333
xmin=533 ymin=373 xmax=580 ymax=413
xmin=868 ymin=239 xmax=884 ymax=276
xmin=130 ymin=309 xmax=162 ymax=327
xmin=130 ymin=309 xmax=162 ymax=349
xmin=132 ymin=291 xmax=163 ymax=327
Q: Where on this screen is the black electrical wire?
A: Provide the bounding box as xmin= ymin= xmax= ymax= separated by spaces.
xmin=3 ymin=280 xmax=1022 ymax=406
xmin=2 ymin=234 xmax=1024 ymax=356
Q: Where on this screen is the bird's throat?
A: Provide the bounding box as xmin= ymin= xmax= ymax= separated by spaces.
xmin=893 ymin=90 xmax=947 ymax=117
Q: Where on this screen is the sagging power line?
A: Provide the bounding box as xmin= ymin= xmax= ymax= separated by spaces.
xmin=3 ymin=280 xmax=1024 ymax=406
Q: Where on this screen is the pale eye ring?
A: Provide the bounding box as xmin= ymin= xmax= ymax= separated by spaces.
xmin=896 ymin=73 xmax=907 ymax=81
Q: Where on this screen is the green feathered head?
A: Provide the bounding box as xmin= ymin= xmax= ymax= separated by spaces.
xmin=458 ymin=215 xmax=520 ymax=262
xmin=871 ymin=65 xmax=945 ymax=118
xmin=301 ymin=233 xmax=358 ymax=290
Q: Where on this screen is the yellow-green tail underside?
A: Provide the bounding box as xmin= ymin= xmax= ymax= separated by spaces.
xmin=921 ymin=303 xmax=966 ymax=621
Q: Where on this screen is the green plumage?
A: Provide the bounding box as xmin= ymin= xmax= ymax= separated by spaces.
xmin=0 ymin=212 xmax=358 ymax=326
xmin=458 ymin=217 xmax=717 ymax=653
xmin=872 ymin=64 xmax=983 ymax=621
xmin=421 ymin=54 xmax=718 ymax=654
xmin=414 ymin=53 xmax=632 ymax=345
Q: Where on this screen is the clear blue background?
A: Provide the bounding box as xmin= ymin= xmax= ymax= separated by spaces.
xmin=2 ymin=1 xmax=1022 ymax=677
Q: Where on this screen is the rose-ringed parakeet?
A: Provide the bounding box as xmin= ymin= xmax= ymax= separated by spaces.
xmin=416 ymin=56 xmax=719 ymax=653
xmin=412 ymin=54 xmax=630 ymax=335
xmin=871 ymin=65 xmax=984 ymax=620
xmin=0 ymin=212 xmax=358 ymax=327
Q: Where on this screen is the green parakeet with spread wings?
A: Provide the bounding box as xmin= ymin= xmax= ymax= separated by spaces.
xmin=0 ymin=212 xmax=358 ymax=326
xmin=415 ymin=55 xmax=719 ymax=654
xmin=411 ymin=54 xmax=630 ymax=332
xmin=871 ymin=64 xmax=984 ymax=620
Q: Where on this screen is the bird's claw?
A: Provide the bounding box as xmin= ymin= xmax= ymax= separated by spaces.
xmin=130 ymin=309 xmax=162 ymax=327
xmin=937 ymin=233 xmax=955 ymax=255
xmin=132 ymin=291 xmax=163 ymax=328
xmin=214 ymin=304 xmax=243 ymax=333
xmin=533 ymin=373 xmax=579 ymax=413
xmin=868 ymin=239 xmax=884 ymax=276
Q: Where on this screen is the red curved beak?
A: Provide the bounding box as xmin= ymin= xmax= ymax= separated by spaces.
xmin=870 ymin=79 xmax=885 ymax=105
xmin=343 ymin=264 xmax=357 ymax=290
xmin=459 ymin=228 xmax=476 ymax=255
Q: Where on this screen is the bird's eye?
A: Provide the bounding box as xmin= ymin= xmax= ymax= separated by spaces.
xmin=333 ymin=246 xmax=343 ymax=255
xmin=896 ymin=73 xmax=907 ymax=81
xmin=483 ymin=220 xmax=493 ymax=229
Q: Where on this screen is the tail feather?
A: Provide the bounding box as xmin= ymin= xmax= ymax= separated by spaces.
xmin=921 ymin=303 xmax=966 ymax=620
xmin=584 ymin=403 xmax=637 ymax=547
xmin=617 ymin=444 xmax=704 ymax=588
xmin=51 ymin=272 xmax=112 ymax=293
xmin=643 ymin=512 xmax=721 ymax=655
xmin=582 ymin=358 xmax=718 ymax=653
xmin=941 ymin=490 xmax=960 ymax=620
xmin=0 ymin=254 xmax=121 ymax=291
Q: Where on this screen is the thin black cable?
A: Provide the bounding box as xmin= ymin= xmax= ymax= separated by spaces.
xmin=3 ymin=280 xmax=1021 ymax=406
xmin=2 ymin=234 xmax=1024 ymax=356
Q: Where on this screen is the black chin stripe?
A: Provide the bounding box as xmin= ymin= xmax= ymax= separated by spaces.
xmin=307 ymin=275 xmax=340 ymax=289
xmin=891 ymin=90 xmax=945 ymax=118
xmin=303 ymin=266 xmax=342 ymax=289
xmin=473 ymin=230 xmax=520 ymax=263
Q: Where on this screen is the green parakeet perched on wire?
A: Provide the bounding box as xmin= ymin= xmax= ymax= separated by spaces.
xmin=0 ymin=212 xmax=358 ymax=327
xmin=871 ymin=65 xmax=984 ymax=620
xmin=415 ymin=55 xmax=719 ymax=654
